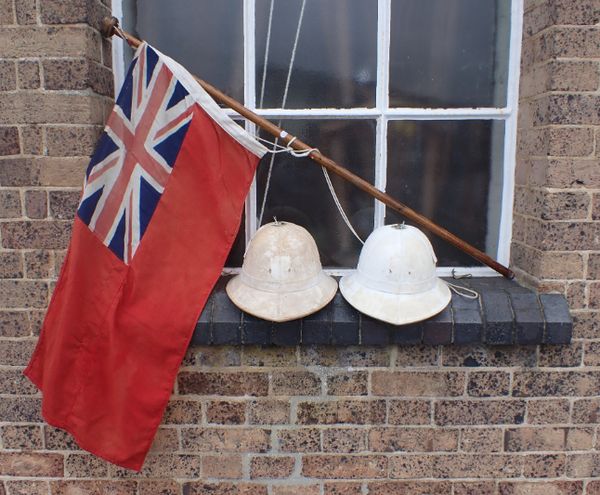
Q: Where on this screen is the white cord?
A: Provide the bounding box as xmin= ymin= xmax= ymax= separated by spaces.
xmin=321 ymin=167 xmax=365 ymax=245
xmin=258 ymin=0 xmax=275 ymax=108
xmin=258 ymin=0 xmax=307 ymax=227
xmin=446 ymin=281 xmax=479 ymax=299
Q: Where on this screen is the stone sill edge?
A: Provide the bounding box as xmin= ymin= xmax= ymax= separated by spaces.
xmin=191 ymin=276 xmax=572 ymax=347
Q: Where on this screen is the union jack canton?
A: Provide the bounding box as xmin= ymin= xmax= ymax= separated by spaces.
xmin=78 ymin=44 xmax=193 ymax=264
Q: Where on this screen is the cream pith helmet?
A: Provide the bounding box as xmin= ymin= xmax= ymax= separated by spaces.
xmin=339 ymin=224 xmax=451 ymax=325
xmin=226 ymin=221 xmax=337 ymax=322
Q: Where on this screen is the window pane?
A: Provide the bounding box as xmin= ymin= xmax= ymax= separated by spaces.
xmin=125 ymin=0 xmax=244 ymax=101
xmin=255 ymin=0 xmax=377 ymax=109
xmin=257 ymin=120 xmax=376 ymax=267
xmin=386 ymin=120 xmax=505 ymax=266
xmin=389 ymin=0 xmax=511 ymax=108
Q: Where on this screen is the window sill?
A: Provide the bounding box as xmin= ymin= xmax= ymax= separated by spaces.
xmin=192 ymin=276 xmax=572 ymax=346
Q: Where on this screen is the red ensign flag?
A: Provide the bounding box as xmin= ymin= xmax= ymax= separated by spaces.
xmin=24 ymin=43 xmax=267 ymax=470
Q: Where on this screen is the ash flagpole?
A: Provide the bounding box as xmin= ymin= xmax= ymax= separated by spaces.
xmin=101 ymin=16 xmax=515 ymax=279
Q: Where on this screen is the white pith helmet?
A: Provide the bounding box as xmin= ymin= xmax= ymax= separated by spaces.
xmin=226 ymin=221 xmax=337 ymax=322
xmin=339 ymin=224 xmax=451 ymax=325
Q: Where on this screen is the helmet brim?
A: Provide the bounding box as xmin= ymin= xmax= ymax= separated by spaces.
xmin=339 ymin=275 xmax=451 ymax=325
xmin=226 ymin=272 xmax=338 ymax=322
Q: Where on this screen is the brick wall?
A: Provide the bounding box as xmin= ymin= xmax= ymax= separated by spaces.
xmin=1 ymin=0 xmax=600 ymax=494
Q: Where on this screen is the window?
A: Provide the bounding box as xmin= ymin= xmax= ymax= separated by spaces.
xmin=113 ymin=0 xmax=522 ymax=275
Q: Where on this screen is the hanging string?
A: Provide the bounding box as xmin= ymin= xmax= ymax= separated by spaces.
xmin=321 ymin=167 xmax=365 ymax=245
xmin=257 ymin=0 xmax=307 ymax=227
xmin=258 ymin=0 xmax=275 ymax=108
xmin=445 ymin=281 xmax=479 ymax=299
xmin=255 ymin=134 xmax=318 ymax=158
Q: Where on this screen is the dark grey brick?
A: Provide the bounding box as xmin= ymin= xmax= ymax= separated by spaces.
xmin=482 ymin=291 xmax=514 ymax=344
xmin=423 ymin=305 xmax=453 ymax=345
xmin=511 ymin=293 xmax=544 ymax=344
xmin=212 ymin=290 xmax=241 ymax=345
xmin=242 ymin=313 xmax=271 ymax=345
xmin=540 ymin=294 xmax=572 ymax=344
xmin=192 ymin=295 xmax=213 ymax=345
xmin=453 ymin=301 xmax=483 ymax=345
xmin=360 ymin=316 xmax=391 ymax=346
xmin=272 ymin=320 xmax=301 ymax=346
xmin=302 ymin=305 xmax=331 ymax=345
xmin=331 ymin=294 xmax=359 ymax=345
xmin=389 ymin=322 xmax=422 ymax=345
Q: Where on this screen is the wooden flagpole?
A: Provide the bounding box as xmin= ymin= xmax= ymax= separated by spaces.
xmin=101 ymin=17 xmax=515 ymax=279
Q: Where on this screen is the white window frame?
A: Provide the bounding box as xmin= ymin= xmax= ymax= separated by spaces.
xmin=111 ymin=0 xmax=523 ymax=277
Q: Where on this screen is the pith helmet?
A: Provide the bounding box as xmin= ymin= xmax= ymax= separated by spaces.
xmin=339 ymin=224 xmax=450 ymax=325
xmin=226 ymin=221 xmax=337 ymax=322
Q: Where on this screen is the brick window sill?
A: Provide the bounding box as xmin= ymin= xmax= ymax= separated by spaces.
xmin=192 ymin=276 xmax=572 ymax=347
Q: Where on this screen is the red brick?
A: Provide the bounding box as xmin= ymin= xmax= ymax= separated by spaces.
xmin=0 ymin=126 xmax=19 ymax=156
xmin=526 ymin=399 xmax=571 ymax=424
xmin=162 ymin=399 xmax=203 ymax=424
xmin=203 ymin=454 xmax=243 ymax=479
xmin=567 ymin=453 xmax=600 ymax=477
xmin=64 ymin=453 xmax=109 ymax=477
xmin=523 ymin=453 xmax=566 ymax=477
xmin=249 ymin=399 xmax=290 ymax=424
xmin=183 ymin=482 xmax=267 ymax=495
xmin=250 ymin=455 xmax=295 ymax=479
xmin=242 ymin=346 xmax=296 ymax=366
xmin=24 ymin=190 xmax=47 ymax=219
xmin=299 ymin=346 xmax=390 ymax=367
xmin=113 ymin=454 xmax=201 ymax=478
xmin=191 ymin=346 xmax=242 ymax=367
xmin=46 ymin=125 xmax=102 ymax=157
xmin=388 ymin=400 xmax=431 ymax=425
xmin=2 ymin=221 xmax=71 ymax=249
xmin=181 ymin=427 xmax=270 ymax=453
xmin=49 ymin=190 xmax=80 ymax=220
xmin=371 ymin=371 xmax=464 ymax=397
xmin=271 ymin=371 xmax=321 ymax=395
xmin=452 ymin=481 xmax=496 ymax=495
xmin=539 ymin=343 xmax=583 ymax=367
xmin=148 ymin=428 xmax=179 ymax=453
xmin=0 ymin=190 xmax=21 ymax=218
xmin=467 ymin=371 xmax=510 ymax=397
xmin=368 ymin=427 xmax=458 ymax=453
xmin=498 ymin=481 xmax=583 ymax=495
xmin=0 ymin=91 xmax=105 ymax=124
xmin=573 ymin=398 xmax=600 ymax=423
xmin=138 ymin=481 xmax=180 ymax=495
xmin=0 ymin=251 xmax=23 ymax=278
xmin=302 ymin=455 xmax=387 ymax=479
xmin=17 ymin=60 xmax=40 ymax=89
xmin=178 ymin=371 xmax=269 ymax=396
xmin=435 ymin=400 xmax=526 ymax=425
xmin=368 ymin=481 xmax=452 ymax=495
xmin=324 ymin=482 xmax=363 ymax=495
xmin=24 ymin=250 xmax=52 ymax=279
xmin=272 ymin=485 xmax=320 ymax=495
xmin=505 ymin=427 xmax=566 ymax=451
xmin=460 ymin=428 xmax=503 ymax=452
xmin=50 ymin=481 xmax=137 ymax=495
xmin=0 ymin=369 xmax=38 ymax=394
xmin=0 ymin=311 xmax=30 ymax=337
xmin=323 ymin=428 xmax=367 ymax=453
xmin=4 ymin=481 xmax=49 ymax=495
xmin=44 ymin=426 xmax=79 ymax=450
xmin=513 ymin=370 xmax=600 ymax=396
xmin=395 ymin=345 xmax=439 ymax=366
xmin=297 ymin=400 xmax=386 ymax=425
xmin=327 ymin=371 xmax=368 ymax=396
xmin=0 ymin=452 xmax=63 ymax=476
xmin=0 ymin=280 xmax=47 ymax=308
xmin=206 ymin=400 xmax=246 ymax=424
xmin=276 ymin=428 xmax=320 ymax=453
xmin=0 ymin=424 xmax=43 ymax=449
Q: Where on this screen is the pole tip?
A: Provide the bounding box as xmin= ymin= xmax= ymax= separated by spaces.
xmin=100 ymin=16 xmax=119 ymax=39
